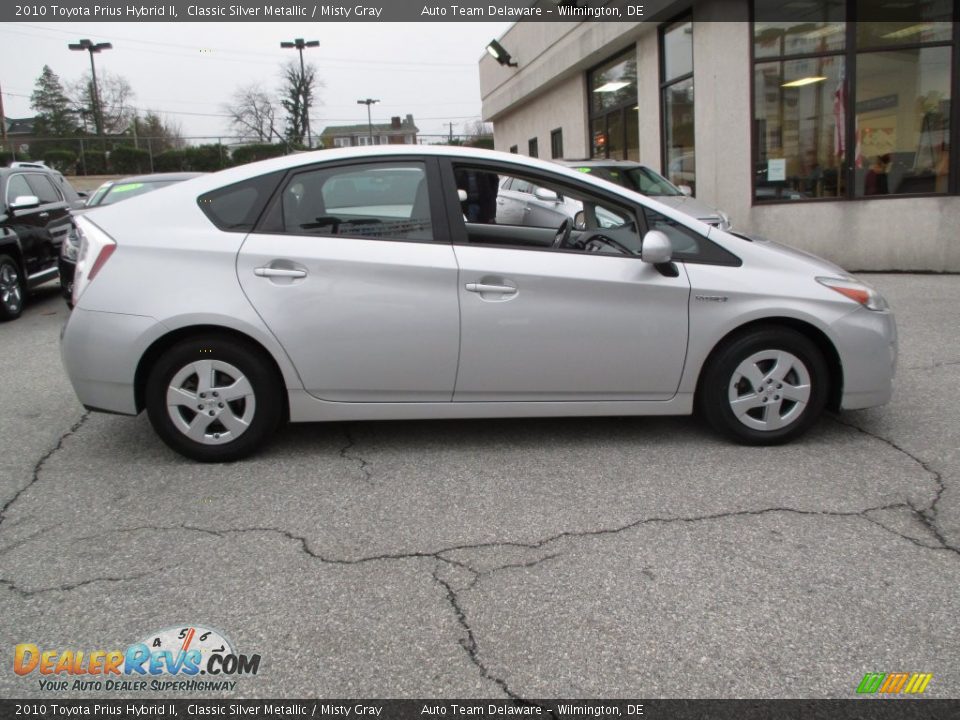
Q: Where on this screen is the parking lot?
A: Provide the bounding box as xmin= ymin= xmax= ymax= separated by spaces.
xmin=1 ymin=273 xmax=958 ymax=699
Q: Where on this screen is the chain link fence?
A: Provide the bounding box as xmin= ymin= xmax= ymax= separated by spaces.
xmin=0 ymin=134 xmax=494 ymax=175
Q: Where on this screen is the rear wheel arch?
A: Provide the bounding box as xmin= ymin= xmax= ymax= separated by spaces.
xmin=696 ymin=317 xmax=844 ymax=414
xmin=134 ymin=325 xmax=289 ymax=421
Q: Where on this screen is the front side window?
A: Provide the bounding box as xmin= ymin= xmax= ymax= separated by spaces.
xmin=453 ymin=165 xmax=641 ymax=256
xmin=6 ymin=175 xmax=33 ymax=205
xmin=275 ymin=161 xmax=433 ymax=241
xmin=25 ymin=174 xmax=62 ymax=204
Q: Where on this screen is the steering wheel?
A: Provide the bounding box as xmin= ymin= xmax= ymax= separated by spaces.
xmin=577 ymin=230 xmax=634 ymax=255
xmin=552 ymin=218 xmax=572 ymax=249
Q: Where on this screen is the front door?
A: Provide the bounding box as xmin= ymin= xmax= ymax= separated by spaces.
xmin=444 ymin=161 xmax=690 ymax=402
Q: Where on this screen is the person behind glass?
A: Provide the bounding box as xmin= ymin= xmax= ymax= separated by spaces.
xmin=455 ymin=169 xmax=499 ymax=223
xmin=864 ymin=154 xmax=891 ymax=196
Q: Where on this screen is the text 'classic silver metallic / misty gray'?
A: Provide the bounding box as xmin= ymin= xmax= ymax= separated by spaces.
xmin=59 ymin=146 xmax=897 ymax=462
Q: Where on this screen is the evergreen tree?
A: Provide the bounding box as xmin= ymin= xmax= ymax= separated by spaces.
xmin=30 ymin=65 xmax=80 ymax=138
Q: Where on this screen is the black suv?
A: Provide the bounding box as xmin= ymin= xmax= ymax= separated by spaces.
xmin=0 ymin=165 xmax=79 ymax=320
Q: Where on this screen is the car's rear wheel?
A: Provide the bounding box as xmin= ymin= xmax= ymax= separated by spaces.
xmin=0 ymin=254 xmax=24 ymax=321
xmin=145 ymin=336 xmax=282 ymax=462
xmin=699 ymin=327 xmax=828 ymax=445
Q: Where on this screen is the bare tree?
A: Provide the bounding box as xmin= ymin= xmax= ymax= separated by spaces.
xmin=70 ymin=69 xmax=136 ymax=135
xmin=279 ymin=60 xmax=320 ymax=146
xmin=224 ymin=85 xmax=278 ymax=143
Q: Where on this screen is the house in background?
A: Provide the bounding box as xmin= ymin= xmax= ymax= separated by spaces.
xmin=320 ymin=114 xmax=418 ymax=148
xmin=2 ymin=116 xmax=37 ymax=159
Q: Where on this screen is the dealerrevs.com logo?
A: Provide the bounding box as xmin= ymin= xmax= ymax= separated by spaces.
xmin=14 ymin=625 xmax=261 ymax=692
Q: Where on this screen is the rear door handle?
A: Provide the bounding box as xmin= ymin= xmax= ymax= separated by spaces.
xmin=465 ymin=282 xmax=517 ymax=294
xmin=254 ymin=267 xmax=307 ymax=278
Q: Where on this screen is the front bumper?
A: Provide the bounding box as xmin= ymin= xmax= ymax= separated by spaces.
xmin=61 ymin=307 xmax=165 ymax=415
xmin=832 ymin=306 xmax=897 ymax=410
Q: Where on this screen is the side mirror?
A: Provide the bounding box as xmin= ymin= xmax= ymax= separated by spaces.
xmin=573 ymin=210 xmax=586 ymax=231
xmin=678 ymin=185 xmax=693 ymax=197
xmin=533 ymin=187 xmax=559 ymax=202
xmin=641 ymin=230 xmax=673 ymax=264
xmin=457 ymin=189 xmax=468 ymax=202
xmin=10 ymin=195 xmax=40 ymax=212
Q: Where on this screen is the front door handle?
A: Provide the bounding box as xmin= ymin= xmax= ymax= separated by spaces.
xmin=254 ymin=267 xmax=307 ymax=279
xmin=465 ymin=282 xmax=517 ymax=294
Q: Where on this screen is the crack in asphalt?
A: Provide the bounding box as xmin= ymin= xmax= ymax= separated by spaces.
xmin=833 ymin=416 xmax=958 ymax=557
xmin=906 ymin=358 xmax=960 ymax=371
xmin=0 ymin=568 xmax=167 ymax=598
xmin=431 ymin=564 xmax=521 ymax=700
xmin=0 ymin=412 xmax=90 ymax=532
xmin=339 ymin=426 xmax=374 ymax=485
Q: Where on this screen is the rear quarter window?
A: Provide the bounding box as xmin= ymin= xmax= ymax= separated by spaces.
xmin=197 ymin=171 xmax=284 ymax=232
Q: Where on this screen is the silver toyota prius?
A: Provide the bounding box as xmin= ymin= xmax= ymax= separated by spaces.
xmin=60 ymin=146 xmax=896 ymax=462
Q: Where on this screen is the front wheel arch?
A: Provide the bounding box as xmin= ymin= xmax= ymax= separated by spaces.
xmin=695 ymin=318 xmax=844 ymax=417
xmin=134 ymin=325 xmax=289 ymax=422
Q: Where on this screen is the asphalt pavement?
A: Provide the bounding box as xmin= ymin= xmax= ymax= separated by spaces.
xmin=1 ymin=274 xmax=958 ymax=699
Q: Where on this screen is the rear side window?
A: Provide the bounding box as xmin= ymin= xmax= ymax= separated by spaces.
xmin=198 ymin=171 xmax=283 ymax=232
xmin=265 ymin=161 xmax=434 ymax=242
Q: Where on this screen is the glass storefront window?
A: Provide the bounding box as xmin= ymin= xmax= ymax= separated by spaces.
xmin=590 ymin=53 xmax=637 ymax=115
xmin=754 ymin=57 xmax=846 ymax=201
xmin=663 ymin=78 xmax=696 ymax=193
xmin=588 ymin=48 xmax=639 ymax=161
xmin=857 ymin=0 xmax=954 ymax=48
xmin=663 ymin=21 xmax=693 ymax=81
xmin=661 ymin=20 xmax=695 ymax=195
xmin=752 ymin=0 xmax=956 ymax=202
xmin=855 ymin=47 xmax=952 ymax=196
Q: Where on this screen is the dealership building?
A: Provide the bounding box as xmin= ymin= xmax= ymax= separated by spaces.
xmin=479 ymin=0 xmax=959 ymax=271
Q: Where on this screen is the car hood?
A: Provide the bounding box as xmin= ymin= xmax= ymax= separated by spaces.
xmin=654 ymin=194 xmax=723 ymax=221
xmin=725 ymin=230 xmax=850 ymax=276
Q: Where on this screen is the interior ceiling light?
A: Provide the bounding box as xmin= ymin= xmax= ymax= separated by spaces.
xmin=782 ymin=76 xmax=827 ymax=87
xmin=593 ymin=81 xmax=631 ymax=93
xmin=881 ymin=23 xmax=934 ymax=39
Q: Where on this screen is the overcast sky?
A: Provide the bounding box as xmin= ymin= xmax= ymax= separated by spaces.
xmin=0 ymin=21 xmax=513 ymax=141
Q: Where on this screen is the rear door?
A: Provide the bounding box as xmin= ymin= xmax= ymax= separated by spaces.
xmin=237 ymin=157 xmax=461 ymax=402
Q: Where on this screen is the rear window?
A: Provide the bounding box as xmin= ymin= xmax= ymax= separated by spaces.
xmin=197 ymin=171 xmax=283 ymax=232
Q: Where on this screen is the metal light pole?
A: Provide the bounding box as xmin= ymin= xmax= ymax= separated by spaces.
xmin=68 ymin=39 xmax=112 ymax=140
xmin=280 ymin=38 xmax=318 ymax=148
xmin=357 ymin=98 xmax=379 ymax=144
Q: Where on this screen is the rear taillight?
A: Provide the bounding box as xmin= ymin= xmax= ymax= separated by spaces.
xmin=72 ymin=216 xmax=117 ymax=306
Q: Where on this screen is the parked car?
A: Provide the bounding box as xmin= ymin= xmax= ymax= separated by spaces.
xmin=61 ymin=146 xmax=896 ymax=461
xmin=0 ymin=165 xmax=77 ymax=320
xmin=60 ymin=173 xmax=203 ymax=302
xmin=8 ymin=162 xmax=86 ymax=209
xmin=556 ymin=159 xmax=731 ymax=230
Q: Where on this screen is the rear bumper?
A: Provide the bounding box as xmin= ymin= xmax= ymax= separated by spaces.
xmin=833 ymin=306 xmax=897 ymax=410
xmin=60 ymin=307 xmax=165 ymax=415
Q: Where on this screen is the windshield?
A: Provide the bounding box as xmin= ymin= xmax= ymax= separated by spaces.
xmin=577 ymin=165 xmax=682 ymax=197
xmin=100 ymin=180 xmax=177 ymax=206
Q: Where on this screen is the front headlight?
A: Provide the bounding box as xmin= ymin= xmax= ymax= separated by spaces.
xmin=816 ymin=276 xmax=889 ymax=311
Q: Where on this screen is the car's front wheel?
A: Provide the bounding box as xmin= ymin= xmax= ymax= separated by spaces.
xmin=699 ymin=326 xmax=828 ymax=445
xmin=0 ymin=254 xmax=24 ymax=321
xmin=145 ymin=336 xmax=283 ymax=462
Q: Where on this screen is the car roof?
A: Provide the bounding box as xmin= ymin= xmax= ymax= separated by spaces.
xmin=108 ymin=172 xmax=205 ymax=184
xmin=555 ymin=159 xmax=646 ymax=169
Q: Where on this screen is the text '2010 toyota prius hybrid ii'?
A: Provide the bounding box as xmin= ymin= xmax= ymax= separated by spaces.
xmin=60 ymin=146 xmax=897 ymax=462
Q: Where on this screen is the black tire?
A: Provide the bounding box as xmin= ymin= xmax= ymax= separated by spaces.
xmin=698 ymin=326 xmax=828 ymax=445
xmin=145 ymin=336 xmax=283 ymax=462
xmin=0 ymin=254 xmax=24 ymax=321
